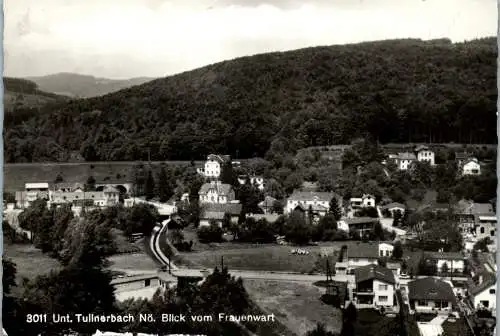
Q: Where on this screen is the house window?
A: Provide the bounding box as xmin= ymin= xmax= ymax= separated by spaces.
xmin=379 ymin=284 xmax=388 ymax=291
xmin=489 ymin=289 xmax=495 ymax=294
xmin=480 ymin=300 xmax=489 ymax=308
xmin=491 ymin=230 xmax=495 ymax=237
xmin=417 ymin=300 xmax=427 ymax=306
xmin=378 ymin=296 xmax=388 ymax=302
xmin=380 ymin=251 xmax=384 ymax=257
xmin=480 ymin=227 xmax=485 ymax=234
xmin=145 ymin=279 xmax=151 ymax=287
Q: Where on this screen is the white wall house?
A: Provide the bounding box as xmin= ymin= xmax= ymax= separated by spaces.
xmin=335 ymin=242 xmax=393 ymax=274
xmin=476 ymin=216 xmax=497 ymax=241
xmin=285 ymin=191 xmax=341 ymax=217
xmin=470 ymin=280 xmax=496 ymax=314
xmin=462 ymin=158 xmax=481 ymax=176
xmin=353 ymin=265 xmax=397 ymax=310
xmin=415 ymin=145 xmax=435 ymax=166
xmin=197 ymin=154 xmax=230 ymax=179
xmin=362 ymin=194 xmax=376 ymax=208
xmin=427 ymin=252 xmax=466 ymax=274
xmin=198 ymin=181 xmax=236 ymax=204
xmin=394 ymin=152 xmax=417 ymax=170
xmin=111 ymin=273 xmax=175 ymax=302
xmin=408 ymin=277 xmax=456 ymax=314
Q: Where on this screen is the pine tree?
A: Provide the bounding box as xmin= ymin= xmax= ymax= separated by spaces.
xmin=328 ymin=197 xmax=342 ymax=220
xmin=145 ymin=169 xmax=156 ymax=200
xmin=157 ymin=167 xmax=173 ymax=202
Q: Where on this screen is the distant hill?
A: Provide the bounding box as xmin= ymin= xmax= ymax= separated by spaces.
xmin=26 ymin=73 xmax=156 ymax=98
xmin=3 ymin=77 xmax=71 ymax=111
xmin=4 ymin=37 xmax=497 ymax=163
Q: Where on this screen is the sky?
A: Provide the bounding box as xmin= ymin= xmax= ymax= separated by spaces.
xmin=4 ymin=0 xmax=498 ymax=79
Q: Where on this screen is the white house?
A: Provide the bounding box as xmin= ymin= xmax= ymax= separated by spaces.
xmin=408 ymin=277 xmax=456 ymax=314
xmin=415 ymin=145 xmax=435 ymax=166
xmin=196 ymin=154 xmax=231 ymax=179
xmin=468 ymin=272 xmax=496 ymax=315
xmin=394 ymin=152 xmax=417 ymax=170
xmin=199 ymin=203 xmax=242 ymax=227
xmin=461 ymin=158 xmax=481 ymax=176
xmin=285 ymin=191 xmax=342 ymax=217
xmin=426 ymin=251 xmax=466 ymax=274
xmin=335 ymin=242 xmax=393 ymax=274
xmin=15 ymin=182 xmax=51 ymax=208
xmin=111 ymin=273 xmax=176 ymax=302
xmin=198 ymin=181 xmax=236 ymax=204
xmin=353 ymin=264 xmax=397 ymax=310
xmin=361 ymin=194 xmax=376 ymax=208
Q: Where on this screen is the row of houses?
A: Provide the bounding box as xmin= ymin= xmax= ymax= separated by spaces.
xmin=339 ymin=242 xmax=496 ymax=317
xmin=387 ymin=145 xmax=482 ymax=176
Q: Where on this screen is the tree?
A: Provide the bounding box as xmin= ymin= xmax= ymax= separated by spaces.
xmin=393 ymin=241 xmax=403 ymax=260
xmin=378 ymin=257 xmax=387 ymax=267
xmin=85 ymin=175 xmax=96 ymax=191
xmin=341 ymin=302 xmax=358 ymax=336
xmin=51 ymin=203 xmax=75 ymax=257
xmin=54 ymin=173 xmax=64 ymax=184
xmin=271 ymin=200 xmax=284 ymax=214
xmin=3 ymin=257 xmax=17 ymax=295
xmin=315 ymin=213 xmax=338 ymax=241
xmin=285 ymin=211 xmax=311 ymax=245
xmin=372 ymin=221 xmax=385 ymax=241
xmin=328 ymin=197 xmax=342 ymax=220
xmin=125 ymin=203 xmax=159 ymax=237
xmin=145 ymin=169 xmax=156 ymax=200
xmin=18 ymin=199 xmax=54 ymax=252
xmin=197 ymin=221 xmax=224 ymax=243
xmin=307 ymin=323 xmax=336 ymax=336
xmin=417 ymin=253 xmax=437 ymax=276
xmin=221 ymin=161 xmax=238 ymax=186
xmin=441 ymin=262 xmax=449 ymax=274
xmin=157 ymin=166 xmax=174 ymax=203
xmin=392 ymin=210 xmax=403 ymax=227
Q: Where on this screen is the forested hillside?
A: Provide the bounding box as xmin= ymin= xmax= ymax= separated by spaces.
xmin=3 ymin=77 xmax=70 ymax=112
xmin=4 ymin=37 xmax=497 ymax=163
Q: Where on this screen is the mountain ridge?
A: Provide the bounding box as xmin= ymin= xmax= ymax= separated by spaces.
xmin=4 ymin=37 xmax=497 ymax=163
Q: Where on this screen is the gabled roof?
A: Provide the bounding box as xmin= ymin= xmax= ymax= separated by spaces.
xmin=454 ymin=200 xmax=494 ymax=216
xmin=287 ymin=191 xmax=340 ymax=202
xmin=25 ymin=182 xmax=49 ymax=189
xmin=415 ymin=145 xmax=431 ymax=152
xmin=455 ymin=152 xmax=469 ymax=160
xmin=354 ymin=264 xmax=395 ymax=285
xmin=103 ymin=186 xmax=119 ymax=193
xmin=468 ymin=272 xmax=496 ymax=296
xmin=294 ymin=203 xmax=329 ymax=212
xmin=408 ymin=277 xmax=456 ymax=301
xmin=207 ymin=154 xmax=231 ymax=163
xmin=199 ymin=182 xmax=233 ymax=196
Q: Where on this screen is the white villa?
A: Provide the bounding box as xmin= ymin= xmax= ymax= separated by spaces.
xmin=198 ymin=181 xmax=236 ymax=204
xmin=285 ymin=191 xmax=342 ymax=221
xmin=350 ymin=194 xmax=376 ymax=209
xmin=394 ymin=152 xmax=417 ymax=170
xmin=196 ymin=154 xmax=231 ymax=179
xmin=415 ymin=145 xmax=435 ymax=166
xmin=461 ymin=158 xmax=481 ymax=176
xmin=335 ymin=242 xmax=394 ymax=274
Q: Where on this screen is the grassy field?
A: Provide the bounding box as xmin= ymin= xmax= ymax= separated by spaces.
xmin=3 ymin=244 xmax=62 ymax=295
xmin=178 ymin=241 xmax=364 ymax=273
xmin=244 ymin=279 xmax=342 ymax=336
xmin=107 ymin=253 xmax=159 ymax=271
xmin=3 ymin=161 xmax=203 ymax=193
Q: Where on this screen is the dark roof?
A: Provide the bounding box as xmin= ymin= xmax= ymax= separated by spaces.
xmin=426 ymin=251 xmax=466 ymax=261
xmin=468 ymin=272 xmax=496 ymax=296
xmin=347 ymin=242 xmax=379 ymax=259
xmin=110 ymin=273 xmax=158 ymax=285
xmin=200 ymin=203 xmax=242 ymax=216
xmin=259 ymin=196 xmax=277 ymax=208
xmin=396 ymin=152 xmax=417 ymax=160
xmin=408 ymin=277 xmax=456 ymax=301
xmin=207 ymin=154 xmax=231 ymax=163
xmin=455 ymin=152 xmax=469 ymax=160
xmin=354 ymin=264 xmax=395 ymax=285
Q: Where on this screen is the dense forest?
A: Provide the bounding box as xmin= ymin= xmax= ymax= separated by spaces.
xmin=4 ymin=37 xmax=497 ymax=163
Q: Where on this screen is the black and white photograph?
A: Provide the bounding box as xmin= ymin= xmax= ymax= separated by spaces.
xmin=2 ymin=0 xmax=498 ymax=335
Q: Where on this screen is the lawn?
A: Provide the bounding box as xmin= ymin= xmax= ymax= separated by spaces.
xmin=178 ymin=241 xmax=366 ymax=273
xmin=107 ymin=252 xmax=159 ymax=272
xmin=3 ymin=244 xmax=62 ymax=295
xmin=244 ymin=279 xmax=342 ymax=336
xmin=442 ymin=319 xmax=473 ymax=336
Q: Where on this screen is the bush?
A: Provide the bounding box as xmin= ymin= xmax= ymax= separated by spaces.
xmin=197 ymin=222 xmax=224 ymax=243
